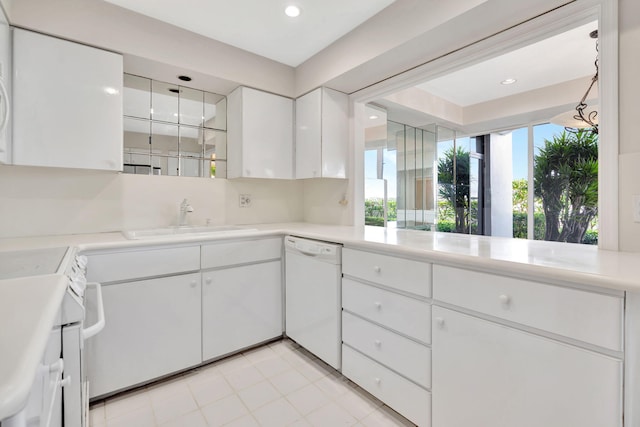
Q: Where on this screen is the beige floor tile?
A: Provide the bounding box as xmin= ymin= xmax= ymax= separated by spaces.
xmin=151 ymin=388 xmax=198 ymax=424
xmin=158 ymin=409 xmax=207 ymax=427
xmin=306 ymin=402 xmax=358 ymax=427
xmin=251 ymin=397 xmax=302 ymax=427
xmin=224 ymin=365 xmax=266 ymax=391
xmin=268 ymin=369 xmax=310 ymax=395
xmin=254 ymin=355 xmax=293 ymax=378
xmin=95 ymin=340 xmax=415 ymax=427
xmin=105 ymin=388 xmax=151 ymax=420
xmin=314 ymin=373 xmax=353 ymax=399
xmin=359 ymin=406 xmax=416 ymax=427
xmin=188 ymin=374 xmax=234 ymax=407
xmin=237 ymin=380 xmax=282 ymax=411
xmin=147 ymin=376 xmax=190 ymax=404
xmin=334 ymin=388 xmax=382 ymax=421
xmin=285 ymin=383 xmax=330 ymax=416
xmin=105 ymin=405 xmax=155 ymax=427
xmin=223 ymin=414 xmax=261 ymax=427
xmin=201 ymin=394 xmax=249 ymax=427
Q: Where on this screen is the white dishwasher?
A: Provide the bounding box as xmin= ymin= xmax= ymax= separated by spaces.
xmin=285 ymin=236 xmax=342 ymax=370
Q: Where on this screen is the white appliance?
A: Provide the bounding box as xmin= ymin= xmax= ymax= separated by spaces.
xmin=285 ymin=236 xmax=342 ymax=369
xmin=0 ymin=248 xmax=104 ymax=427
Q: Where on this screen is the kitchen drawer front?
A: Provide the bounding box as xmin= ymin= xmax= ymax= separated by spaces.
xmin=342 ymin=345 xmax=431 ymax=427
xmin=343 ymin=278 xmax=431 ymax=344
xmin=343 ymin=248 xmax=431 ymax=297
xmin=86 ymin=246 xmax=200 ymax=283
xmin=433 ymin=265 xmax=623 ymax=351
xmin=343 ymin=311 xmax=431 ymax=389
xmin=202 ymin=237 xmax=282 ymax=269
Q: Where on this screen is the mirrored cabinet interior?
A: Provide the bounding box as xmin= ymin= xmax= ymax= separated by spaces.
xmin=123 ymin=74 xmax=227 ymax=178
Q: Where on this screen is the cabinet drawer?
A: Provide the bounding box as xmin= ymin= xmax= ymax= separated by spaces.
xmin=86 ymin=246 xmax=200 ymax=283
xmin=343 ymin=248 xmax=431 ymax=297
xmin=343 ymin=311 xmax=431 ymax=389
xmin=342 ymin=345 xmax=431 ymax=427
xmin=433 ymin=265 xmax=623 ymax=351
xmin=343 ymin=279 xmax=430 ymax=344
xmin=202 ymin=237 xmax=282 ymax=269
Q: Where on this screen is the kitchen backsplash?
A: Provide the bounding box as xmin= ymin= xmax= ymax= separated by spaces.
xmin=0 ymin=165 xmax=301 ymax=237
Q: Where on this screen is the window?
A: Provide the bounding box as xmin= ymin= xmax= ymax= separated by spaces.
xmin=360 ymin=16 xmax=604 ymax=245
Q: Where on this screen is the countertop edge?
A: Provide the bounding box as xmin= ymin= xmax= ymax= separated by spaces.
xmin=0 ymin=275 xmax=68 ymax=420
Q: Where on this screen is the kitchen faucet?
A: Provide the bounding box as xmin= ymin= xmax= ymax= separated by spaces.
xmin=178 ymin=199 xmax=194 ymax=226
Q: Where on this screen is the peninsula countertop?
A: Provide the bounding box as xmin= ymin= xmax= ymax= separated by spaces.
xmin=1 ymin=223 xmax=639 ymax=293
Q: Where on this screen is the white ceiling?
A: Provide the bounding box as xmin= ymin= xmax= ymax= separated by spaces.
xmin=102 ymin=0 xmax=396 ymax=67
xmin=417 ymin=21 xmax=598 ymax=106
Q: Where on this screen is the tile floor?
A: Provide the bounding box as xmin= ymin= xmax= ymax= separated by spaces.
xmin=89 ymin=339 xmax=417 ymax=427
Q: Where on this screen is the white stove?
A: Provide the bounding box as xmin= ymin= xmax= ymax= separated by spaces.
xmin=0 ymin=247 xmax=103 ymax=427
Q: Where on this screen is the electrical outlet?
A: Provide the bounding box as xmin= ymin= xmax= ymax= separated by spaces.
xmin=239 ymin=194 xmax=252 ymax=208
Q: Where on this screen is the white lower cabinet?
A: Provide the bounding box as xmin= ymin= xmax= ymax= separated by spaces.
xmin=86 ymin=273 xmax=202 ymax=397
xmin=431 ymin=306 xmax=623 ymax=427
xmin=342 ymin=345 xmax=431 ymax=426
xmin=202 ymin=261 xmax=283 ymax=361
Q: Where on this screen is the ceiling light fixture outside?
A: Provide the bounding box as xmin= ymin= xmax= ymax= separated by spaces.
xmin=285 ymin=5 xmax=300 ymax=17
xmin=501 ymin=78 xmax=517 ymax=85
xmin=551 ymin=30 xmax=599 ymax=134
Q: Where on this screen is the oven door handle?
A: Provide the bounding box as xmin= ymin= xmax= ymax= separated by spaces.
xmin=82 ymin=282 xmax=105 ymax=340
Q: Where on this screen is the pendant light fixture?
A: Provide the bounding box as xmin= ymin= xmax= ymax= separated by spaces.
xmin=551 ymin=29 xmax=599 ymax=134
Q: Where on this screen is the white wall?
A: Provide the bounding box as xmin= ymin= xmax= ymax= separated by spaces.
xmin=617 ymin=0 xmax=640 ymax=252
xmin=0 ymin=165 xmax=304 ymax=238
xmin=2 ymin=0 xmax=295 ymax=97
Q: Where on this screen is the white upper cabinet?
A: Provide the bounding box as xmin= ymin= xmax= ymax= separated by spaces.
xmin=227 ymin=86 xmax=293 ymax=179
xmin=12 ymin=29 xmax=123 ymax=171
xmin=295 ymin=87 xmax=348 ymax=179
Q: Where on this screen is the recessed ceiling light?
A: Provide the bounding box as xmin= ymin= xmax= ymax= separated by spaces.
xmin=369 ymin=115 xmax=379 ymax=120
xmin=285 ymin=5 xmax=301 ymax=17
xmin=501 ymin=78 xmax=517 ymax=85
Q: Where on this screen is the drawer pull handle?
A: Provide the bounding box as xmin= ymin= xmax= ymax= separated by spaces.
xmin=374 ymin=377 xmax=381 ymax=385
xmin=373 ymin=266 xmax=381 ymax=273
xmin=61 ymin=376 xmax=71 ymax=387
xmin=374 ymin=340 xmax=382 ymax=347
xmin=499 ymin=294 xmax=511 ymax=306
xmin=190 ymin=281 xmax=198 ymax=288
xmin=435 ymin=317 xmax=445 ymax=328
xmin=205 ymin=277 xmax=212 ymax=285
xmin=374 ymin=302 xmax=382 ymax=310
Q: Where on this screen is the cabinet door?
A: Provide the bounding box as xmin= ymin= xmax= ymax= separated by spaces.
xmin=432 ymin=306 xmax=622 ymax=427
xmin=12 ymin=29 xmax=123 ymax=171
xmin=86 ymin=273 xmax=201 ymax=397
xmin=295 ymin=88 xmax=348 ymax=179
xmin=227 ymin=86 xmax=293 ymax=179
xmin=202 ymin=261 xmax=283 ymax=361
xmin=295 ymin=89 xmax=321 ymax=179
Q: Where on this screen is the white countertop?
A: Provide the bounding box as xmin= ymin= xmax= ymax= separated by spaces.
xmin=1 ymin=222 xmax=640 ymax=292
xmin=1 ymin=222 xmax=640 ymax=419
xmin=0 ymin=275 xmax=68 ymax=420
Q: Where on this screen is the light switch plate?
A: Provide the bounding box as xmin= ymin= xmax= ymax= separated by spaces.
xmin=239 ymin=194 xmax=252 ymax=208
xmin=633 ymin=195 xmax=640 ymax=222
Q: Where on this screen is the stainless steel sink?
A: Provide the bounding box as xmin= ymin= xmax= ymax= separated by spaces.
xmin=122 ymin=225 xmax=257 ymax=240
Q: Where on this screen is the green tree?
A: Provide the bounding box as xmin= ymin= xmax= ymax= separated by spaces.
xmin=512 ymin=178 xmax=528 ymax=214
xmin=438 ymin=147 xmax=470 ymax=233
xmin=534 ymin=130 xmax=598 ymax=243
